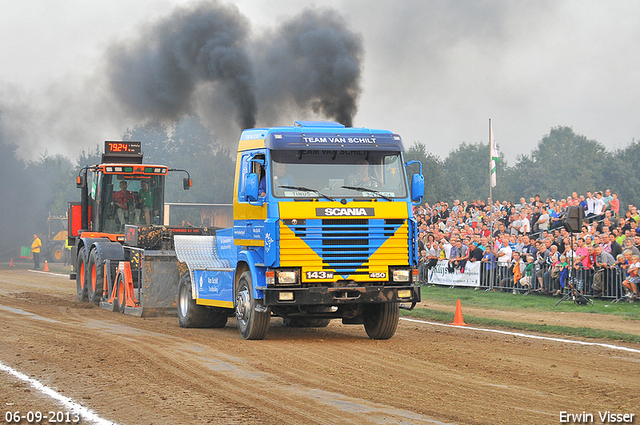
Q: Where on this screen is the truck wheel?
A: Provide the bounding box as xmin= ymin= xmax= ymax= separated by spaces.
xmin=235 ymin=271 xmax=270 ymax=340
xmin=76 ymin=252 xmax=88 ymax=302
xmin=177 ymin=272 xmax=227 ymax=328
xmin=50 ymin=243 xmax=64 ymax=263
xmin=87 ymin=249 xmax=104 ymax=304
xmin=363 ymin=302 xmax=400 ymax=340
xmin=283 ymin=317 xmax=331 ymax=328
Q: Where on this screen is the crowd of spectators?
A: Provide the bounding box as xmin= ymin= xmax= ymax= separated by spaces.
xmin=414 ymin=190 xmax=639 ymax=302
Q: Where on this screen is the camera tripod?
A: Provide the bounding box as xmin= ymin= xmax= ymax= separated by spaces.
xmin=554 ymin=231 xmax=593 ymax=307
xmin=554 ymin=276 xmax=593 ymax=306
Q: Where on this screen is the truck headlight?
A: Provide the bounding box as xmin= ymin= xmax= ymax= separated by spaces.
xmin=277 ymin=271 xmax=298 ymax=284
xmin=392 ymin=269 xmax=410 ymax=282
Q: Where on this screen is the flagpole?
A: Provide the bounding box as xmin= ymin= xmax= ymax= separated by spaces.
xmin=489 ymin=118 xmax=493 ymax=217
xmin=488 ymin=118 xmax=495 ymax=291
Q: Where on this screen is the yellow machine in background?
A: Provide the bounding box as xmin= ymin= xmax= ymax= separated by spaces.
xmin=45 ymin=215 xmax=69 ymax=263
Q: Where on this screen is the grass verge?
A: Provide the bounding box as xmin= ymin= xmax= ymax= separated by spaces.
xmin=418 ymin=285 xmax=640 ymax=319
xmin=401 ymin=308 xmax=640 ymax=344
xmin=399 ymin=285 xmax=640 ymax=344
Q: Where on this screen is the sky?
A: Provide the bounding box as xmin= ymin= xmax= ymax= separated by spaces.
xmin=1 ymin=0 xmax=639 ymax=165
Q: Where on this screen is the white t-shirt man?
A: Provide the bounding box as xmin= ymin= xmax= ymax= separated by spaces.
xmin=520 ymin=214 xmax=531 ymax=234
xmin=594 ymin=196 xmax=606 ymax=216
xmin=537 ymin=212 xmax=550 ymax=231
xmin=497 ymin=245 xmax=512 ymax=264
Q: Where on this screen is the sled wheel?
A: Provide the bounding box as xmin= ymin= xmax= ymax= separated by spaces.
xmin=177 ymin=272 xmax=228 ymax=328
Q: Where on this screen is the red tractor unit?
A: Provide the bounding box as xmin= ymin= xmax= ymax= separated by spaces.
xmin=68 ymin=141 xmax=210 ymax=315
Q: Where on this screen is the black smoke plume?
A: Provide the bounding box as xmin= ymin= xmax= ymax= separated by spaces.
xmin=254 ymin=7 xmax=364 ymax=127
xmin=106 ymin=1 xmax=256 ymax=129
xmin=106 ymin=2 xmax=363 ymax=130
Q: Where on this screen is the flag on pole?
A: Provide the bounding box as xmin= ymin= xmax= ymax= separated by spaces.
xmin=490 ymin=120 xmax=499 ymax=188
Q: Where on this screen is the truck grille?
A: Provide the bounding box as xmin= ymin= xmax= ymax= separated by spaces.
xmin=281 ymin=218 xmax=408 ymax=278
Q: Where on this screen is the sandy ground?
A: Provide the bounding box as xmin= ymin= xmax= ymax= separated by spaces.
xmin=0 ymin=266 xmax=639 ymax=425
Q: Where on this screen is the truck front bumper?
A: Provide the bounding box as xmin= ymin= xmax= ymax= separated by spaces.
xmin=263 ymin=285 xmax=421 ymax=306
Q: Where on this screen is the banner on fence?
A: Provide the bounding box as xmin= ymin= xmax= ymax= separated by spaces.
xmin=428 ymin=260 xmax=481 ymax=287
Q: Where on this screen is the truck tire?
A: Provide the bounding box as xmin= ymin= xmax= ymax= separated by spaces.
xmin=283 ymin=317 xmax=331 ymax=328
xmin=235 ymin=271 xmax=270 ymax=340
xmin=50 ymin=243 xmax=64 ymax=263
xmin=363 ymin=302 xmax=399 ymax=340
xmin=177 ymin=272 xmax=228 ymax=328
xmin=87 ymin=249 xmax=104 ymax=304
xmin=76 ymin=252 xmax=88 ymax=302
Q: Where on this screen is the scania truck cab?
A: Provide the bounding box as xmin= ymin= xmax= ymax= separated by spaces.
xmin=175 ymin=121 xmax=424 ymax=339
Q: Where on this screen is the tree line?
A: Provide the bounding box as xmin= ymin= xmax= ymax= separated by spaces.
xmin=1 ymin=117 xmax=638 ymax=258
xmin=0 ymin=114 xmax=235 ymax=258
xmin=405 ymin=126 xmax=640 ymax=208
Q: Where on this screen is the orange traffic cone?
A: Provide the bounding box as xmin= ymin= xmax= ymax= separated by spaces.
xmin=450 ymin=299 xmax=467 ymax=326
xmin=44 ymin=261 xmax=49 ymax=272
xmin=9 ymin=258 xmax=13 ymax=267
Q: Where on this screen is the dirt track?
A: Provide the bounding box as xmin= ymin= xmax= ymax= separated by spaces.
xmin=1 ymin=267 xmax=639 ymax=424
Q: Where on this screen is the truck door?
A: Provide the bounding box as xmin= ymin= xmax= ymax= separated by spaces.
xmin=235 ymin=151 xmax=268 ymax=246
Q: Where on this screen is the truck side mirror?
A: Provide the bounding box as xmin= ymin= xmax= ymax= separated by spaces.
xmin=245 ymin=173 xmax=259 ymax=201
xmin=76 ymin=175 xmax=86 ymax=188
xmin=183 ymin=177 xmax=192 ymax=190
xmin=411 ymin=174 xmax=424 ymax=203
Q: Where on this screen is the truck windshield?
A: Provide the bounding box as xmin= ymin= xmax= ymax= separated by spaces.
xmin=270 ymin=150 xmax=408 ymax=199
xmin=100 ymin=174 xmax=165 ymax=231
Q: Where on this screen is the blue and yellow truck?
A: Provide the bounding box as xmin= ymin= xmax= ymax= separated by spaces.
xmin=175 ymin=121 xmax=424 ymax=339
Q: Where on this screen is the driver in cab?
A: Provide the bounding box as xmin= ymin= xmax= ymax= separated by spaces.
xmin=113 ymin=180 xmax=137 ymax=224
xmin=260 ymin=162 xmax=295 ymax=197
xmin=347 ymin=160 xmax=376 ymax=187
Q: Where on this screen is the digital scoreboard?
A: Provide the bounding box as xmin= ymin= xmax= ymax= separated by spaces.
xmin=102 ymin=141 xmax=143 ymax=164
xmin=104 ymin=141 xmax=142 ymax=155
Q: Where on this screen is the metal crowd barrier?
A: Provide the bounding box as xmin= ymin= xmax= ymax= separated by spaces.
xmin=424 ymin=260 xmax=627 ymax=301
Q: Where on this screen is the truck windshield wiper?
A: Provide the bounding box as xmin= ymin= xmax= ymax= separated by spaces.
xmin=279 ymin=185 xmax=336 ymax=202
xmin=341 ymin=185 xmax=392 ymax=201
